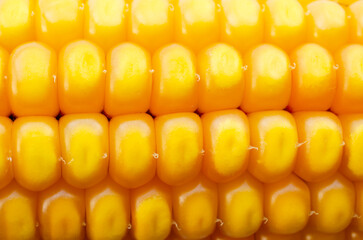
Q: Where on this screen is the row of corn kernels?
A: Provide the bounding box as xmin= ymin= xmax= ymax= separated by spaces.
xmin=1 ymin=41 xmax=363 ymax=117
xmin=1 ymin=109 xmax=363 ymax=191
xmin=0 ymin=172 xmax=361 ymax=240
xmin=0 ymin=0 xmax=362 ymax=53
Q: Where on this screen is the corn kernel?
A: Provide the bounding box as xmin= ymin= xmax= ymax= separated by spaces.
xmin=35 ymin=0 xmax=83 ymax=50
xmin=0 ymin=117 xmax=12 ymax=189
xmin=248 ymin=111 xmax=298 ymax=183
xmin=263 ymin=0 xmax=306 ymax=52
xmin=308 ymin=173 xmax=355 ymax=233
xmin=241 ymin=44 xmax=291 ymax=113
xmin=59 ymin=114 xmax=109 ymax=189
xmin=0 ymin=0 xmax=34 ymax=51
xmin=128 ymin=0 xmax=173 ymax=53
xmin=172 ymin=174 xmax=218 ymax=239
xmin=105 ymin=43 xmax=151 ymax=117
xmin=202 ymin=109 xmax=250 ymax=183
xmin=155 ymin=112 xmax=203 ymax=186
xmin=306 ymin=0 xmax=348 ymax=52
xmin=302 ymin=226 xmax=346 ymax=240
xmin=8 ymin=42 xmax=58 ymax=117
xmin=294 ymin=111 xmax=343 ymax=182
xmin=58 ymin=40 xmax=105 ymax=114
xmin=354 ymin=182 xmax=363 ymax=232
xmin=255 ymin=228 xmax=303 ymax=240
xmin=288 ymin=43 xmax=336 ymax=112
xmin=331 ymin=44 xmax=363 ymax=114
xmin=198 ymin=43 xmax=244 ymax=113
xmin=218 ymin=173 xmax=263 ymax=238
xmin=150 ymin=44 xmax=197 ymax=116
xmin=349 ymin=1 xmax=363 ymax=44
xmin=38 ymin=179 xmax=85 ymax=240
xmin=0 ymin=47 xmax=9 ymax=116
xmin=85 ymin=176 xmax=130 ymax=240
xmin=346 ymin=224 xmax=363 ymax=240
xmin=131 ymin=177 xmax=172 ymax=240
xmin=218 ymin=0 xmax=263 ymax=53
xmin=12 ymin=116 xmax=60 ymax=191
xmin=84 ymin=0 xmax=126 ymax=51
xmin=110 ymin=113 xmax=155 ymax=188
xmin=175 ymin=0 xmax=218 ymax=52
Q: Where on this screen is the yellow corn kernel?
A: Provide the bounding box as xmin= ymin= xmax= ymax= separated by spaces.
xmin=175 ymin=0 xmax=219 ymax=52
xmin=0 ymin=0 xmax=34 ymax=51
xmin=302 ymin=226 xmax=346 ymax=240
xmin=128 ymin=0 xmax=173 ymax=53
xmin=306 ymin=0 xmax=348 ymax=52
xmin=131 ymin=177 xmax=172 ymax=240
xmin=105 ymin=43 xmax=152 ymax=117
xmin=309 ymin=173 xmax=355 ymax=233
xmin=0 ymin=181 xmax=38 ymax=240
xmin=85 ymin=177 xmax=130 ymax=240
xmin=0 ymin=117 xmax=12 ymax=189
xmin=331 ymin=44 xmax=363 ymax=114
xmin=263 ymin=0 xmax=306 ymax=52
xmin=255 ymin=228 xmax=303 ymax=240
xmin=35 ymin=0 xmax=83 ymax=50
xmin=202 ymin=109 xmax=250 ymax=183
xmin=172 ymin=174 xmax=218 ymax=239
xmin=58 ymin=40 xmax=105 ymax=114
xmin=248 ymin=111 xmax=298 ymax=183
xmin=218 ymin=173 xmax=263 ymax=238
xmin=264 ymin=174 xmax=310 ymax=234
xmin=349 ymin=1 xmax=363 ymax=44
xmin=346 ymin=224 xmax=363 ymax=240
xmin=294 ymin=111 xmax=343 ymax=182
xmin=155 ymin=112 xmax=203 ymax=186
xmin=12 ymin=116 xmax=61 ymax=191
xmin=109 ymin=114 xmax=156 ymax=189
xmin=84 ymin=0 xmax=126 ymax=51
xmin=59 ymin=114 xmax=109 ymax=189
xmin=241 ymin=44 xmax=291 ymax=113
xmin=288 ymin=43 xmax=336 ymax=112
xmin=8 ymin=42 xmax=58 ymax=117
xmin=0 ymin=47 xmax=9 ymax=116
xmin=38 ymin=179 xmax=85 ymax=240
xmin=150 ymin=44 xmax=197 ymax=116
xmin=197 ymin=43 xmax=244 ymax=114
xmin=218 ymin=0 xmax=263 ymax=53
xmin=354 ymin=182 xmax=363 ymax=231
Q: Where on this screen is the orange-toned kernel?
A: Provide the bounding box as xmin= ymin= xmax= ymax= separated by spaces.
xmin=105 ymin=43 xmax=152 ymax=117
xmin=218 ymin=173 xmax=263 ymax=238
xmin=59 ymin=114 xmax=109 ymax=189
xmin=0 ymin=0 xmax=34 ymax=51
xmin=202 ymin=110 xmax=250 ymax=183
xmin=293 ymin=111 xmax=343 ymax=182
xmin=8 ymin=42 xmax=58 ymax=117
xmin=354 ymin=182 xmax=363 ymax=231
xmin=264 ymin=174 xmax=310 ymax=234
xmin=84 ymin=0 xmax=126 ymax=51
xmin=349 ymin=1 xmax=363 ymax=44
xmin=155 ymin=112 xmax=203 ymax=186
xmin=211 ymin=230 xmax=254 ymax=240
xmin=174 ymin=0 xmax=218 ymax=52
xmin=263 ymin=0 xmax=306 ymax=52
xmin=109 ymin=114 xmax=155 ymax=189
xmin=128 ymin=0 xmax=173 ymax=53
xmin=218 ymin=0 xmax=263 ymax=53
xmin=288 ymin=43 xmax=336 ymax=112
xmin=198 ymin=43 xmax=244 ymax=113
xmin=58 ymin=40 xmax=105 ymax=114
xmin=0 ymin=48 xmax=9 ymax=116
xmin=38 ymin=179 xmax=85 ymax=240
xmin=331 ymin=44 xmax=363 ymax=114
xmin=308 ymin=173 xmax=355 ymax=234
xmin=85 ymin=176 xmax=130 ymax=240
xmin=346 ymin=224 xmax=363 ymax=240
xmin=0 ymin=181 xmax=38 ymax=240
xmin=302 ymin=226 xmax=346 ymax=240
xmin=0 ymin=117 xmax=12 ymax=189
xmin=131 ymin=177 xmax=172 ymax=240
xmin=255 ymin=228 xmax=303 ymax=240
xmin=248 ymin=111 xmax=298 ymax=183
xmin=35 ymin=0 xmax=83 ymax=50
xmin=241 ymin=44 xmax=291 ymax=113
xmin=12 ymin=116 xmax=60 ymax=191
xmin=339 ymin=114 xmax=363 ymax=181
xmin=306 ymin=1 xmax=348 ymax=53
xmin=150 ymin=44 xmax=197 ymax=116
xmin=172 ymin=174 xmax=218 ymax=239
